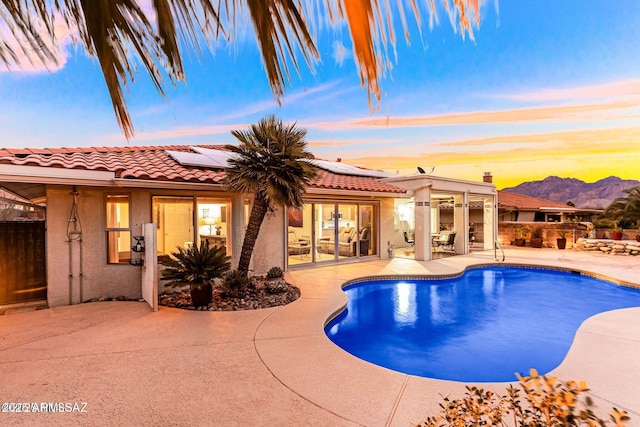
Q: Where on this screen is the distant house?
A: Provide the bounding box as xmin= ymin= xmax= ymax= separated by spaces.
xmin=497 ymin=190 xmax=601 ymax=223
xmin=0 ymin=145 xmax=497 ymax=309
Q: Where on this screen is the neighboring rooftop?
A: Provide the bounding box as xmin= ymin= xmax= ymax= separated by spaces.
xmin=498 ymin=190 xmax=577 ymax=211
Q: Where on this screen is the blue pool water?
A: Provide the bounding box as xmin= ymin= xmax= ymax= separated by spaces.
xmin=325 ymin=266 xmax=640 ymax=382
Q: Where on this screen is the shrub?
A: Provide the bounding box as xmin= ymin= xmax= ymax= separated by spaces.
xmin=266 ymin=266 xmax=284 ymax=279
xmin=531 ymin=227 xmax=543 ymax=239
xmin=516 ymin=225 xmax=530 ymax=239
xmin=594 ymin=218 xmax=616 ymax=229
xmin=415 ymin=369 xmax=630 ymax=427
xmin=219 ymin=269 xmax=249 ymax=298
xmin=160 ymin=243 xmax=230 ymax=290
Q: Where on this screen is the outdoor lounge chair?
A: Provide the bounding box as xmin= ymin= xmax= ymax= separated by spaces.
xmin=288 ymin=227 xmax=311 ymax=256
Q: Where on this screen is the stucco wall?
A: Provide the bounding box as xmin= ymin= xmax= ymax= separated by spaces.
xmin=46 ymin=185 xmax=249 ymax=307
xmin=46 ymin=185 xmax=144 ymax=307
xmin=250 ymin=205 xmax=285 ymax=275
xmin=44 ymin=184 xmax=392 ymax=306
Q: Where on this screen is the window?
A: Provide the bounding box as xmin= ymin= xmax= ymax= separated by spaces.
xmin=152 ymin=196 xmax=233 ymax=257
xmin=106 ymin=194 xmax=131 ymax=264
xmin=152 ymin=196 xmax=193 ymax=256
xmin=197 ymin=198 xmax=232 ymax=255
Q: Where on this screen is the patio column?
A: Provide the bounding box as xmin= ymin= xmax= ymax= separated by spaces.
xmin=413 ymin=186 xmax=431 ymax=261
xmin=484 ymin=195 xmax=497 ymax=250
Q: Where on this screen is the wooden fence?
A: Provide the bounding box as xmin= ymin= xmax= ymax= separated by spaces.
xmin=0 ymin=221 xmax=46 ymax=305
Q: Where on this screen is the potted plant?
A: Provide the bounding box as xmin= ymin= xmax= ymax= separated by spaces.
xmin=555 ymin=229 xmax=568 ymax=250
xmin=612 ymin=222 xmax=623 ymax=240
xmin=265 ymin=266 xmax=286 ymax=294
xmin=530 ymin=227 xmax=544 ymax=248
xmin=160 ymin=243 xmax=231 ymax=308
xmin=514 ymin=225 xmax=530 ymax=247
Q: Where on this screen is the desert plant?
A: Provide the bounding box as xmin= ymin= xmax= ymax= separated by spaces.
xmin=531 ymin=227 xmax=544 ymax=239
xmin=516 ymin=225 xmax=531 ymax=239
xmin=530 ymin=227 xmax=544 ymax=248
xmin=160 ymin=243 xmax=231 ymax=308
xmin=415 ymin=369 xmax=630 ymax=427
xmin=266 ymin=266 xmax=284 ymax=279
xmin=223 ymin=115 xmax=317 ymax=277
xmin=514 ymin=225 xmax=530 ymax=246
xmin=219 ymin=269 xmax=249 ymax=298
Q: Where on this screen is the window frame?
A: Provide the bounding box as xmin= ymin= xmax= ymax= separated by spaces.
xmin=105 ymin=193 xmax=132 ymax=265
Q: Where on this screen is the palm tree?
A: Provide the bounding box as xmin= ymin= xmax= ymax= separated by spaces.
xmin=223 ymin=115 xmax=317 ymax=276
xmin=602 ymin=186 xmax=640 ymax=226
xmin=0 ymin=1 xmax=481 ymax=138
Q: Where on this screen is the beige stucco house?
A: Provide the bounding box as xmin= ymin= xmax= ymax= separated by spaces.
xmin=0 ymin=145 xmax=497 ymax=309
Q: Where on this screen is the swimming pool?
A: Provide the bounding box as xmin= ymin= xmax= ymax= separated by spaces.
xmin=325 ymin=266 xmax=640 ymax=382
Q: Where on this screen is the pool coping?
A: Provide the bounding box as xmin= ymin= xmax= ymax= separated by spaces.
xmin=324 ymin=262 xmax=640 ymax=328
xmin=256 ymin=248 xmax=640 ymax=426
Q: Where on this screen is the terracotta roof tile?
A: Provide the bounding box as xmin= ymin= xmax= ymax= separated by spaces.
xmin=0 ymin=144 xmax=404 ymax=194
xmin=498 ymin=190 xmax=574 ymax=210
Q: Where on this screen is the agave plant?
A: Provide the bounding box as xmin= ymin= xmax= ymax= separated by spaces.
xmin=160 ymin=243 xmax=231 ymax=308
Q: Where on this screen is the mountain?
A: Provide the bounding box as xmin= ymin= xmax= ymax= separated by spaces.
xmin=502 ymin=176 xmax=640 ymax=209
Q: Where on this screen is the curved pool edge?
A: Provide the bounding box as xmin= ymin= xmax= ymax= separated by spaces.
xmin=325 ymin=264 xmax=640 ymax=382
xmin=254 ymin=250 xmax=640 ymax=426
xmin=324 ymin=262 xmax=640 ymax=329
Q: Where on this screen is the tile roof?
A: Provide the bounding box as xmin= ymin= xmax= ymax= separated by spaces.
xmin=498 ymin=190 xmax=574 ymax=210
xmin=0 ymin=145 xmax=406 ymax=194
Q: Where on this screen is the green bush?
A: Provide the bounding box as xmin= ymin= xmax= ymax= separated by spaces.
xmin=415 ymin=369 xmax=630 ymax=427
xmin=266 ymin=266 xmax=284 ymax=279
xmin=160 ymin=243 xmax=230 ymax=290
xmin=219 ymin=269 xmax=249 ymax=298
xmin=531 ymin=227 xmax=543 ymax=239
xmin=594 ymin=218 xmax=616 ymax=229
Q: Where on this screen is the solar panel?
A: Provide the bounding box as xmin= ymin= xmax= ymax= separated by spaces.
xmin=169 ymin=147 xmax=394 ymax=178
xmin=191 ymin=147 xmax=234 ymax=167
xmin=311 ymin=159 xmax=394 ymax=178
xmin=166 ymin=151 xmax=224 ymax=169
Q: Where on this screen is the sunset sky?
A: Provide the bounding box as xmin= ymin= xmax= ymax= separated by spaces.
xmin=1 ymin=0 xmax=639 ymax=189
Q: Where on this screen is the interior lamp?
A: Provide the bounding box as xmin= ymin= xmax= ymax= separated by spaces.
xmin=205 ymin=216 xmax=216 ymax=235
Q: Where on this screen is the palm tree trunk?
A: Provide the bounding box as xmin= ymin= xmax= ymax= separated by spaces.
xmin=237 ymin=193 xmax=269 ymax=276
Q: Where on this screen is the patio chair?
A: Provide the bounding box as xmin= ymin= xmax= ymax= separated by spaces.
xmin=403 ymin=231 xmax=414 ymax=247
xmin=433 ymin=231 xmax=456 ymax=253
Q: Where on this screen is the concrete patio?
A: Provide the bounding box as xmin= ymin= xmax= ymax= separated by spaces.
xmin=1 ymin=248 xmax=639 ymax=426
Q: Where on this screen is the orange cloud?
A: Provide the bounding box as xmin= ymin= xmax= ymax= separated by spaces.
xmin=338 ymin=127 xmax=640 ymax=187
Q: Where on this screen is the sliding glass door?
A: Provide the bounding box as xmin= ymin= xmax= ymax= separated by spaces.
xmin=288 ymin=201 xmax=378 ymax=266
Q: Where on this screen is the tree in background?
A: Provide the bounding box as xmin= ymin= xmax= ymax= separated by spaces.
xmin=602 ymin=186 xmax=640 ymax=228
xmin=0 ymin=0 xmax=484 ymax=137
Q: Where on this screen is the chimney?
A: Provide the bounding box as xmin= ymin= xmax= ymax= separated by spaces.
xmin=483 ymin=172 xmax=493 ymax=183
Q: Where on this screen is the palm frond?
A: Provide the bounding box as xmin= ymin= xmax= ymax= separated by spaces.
xmin=160 ymin=242 xmax=231 ymax=288
xmin=1 ymin=0 xmax=484 ymax=137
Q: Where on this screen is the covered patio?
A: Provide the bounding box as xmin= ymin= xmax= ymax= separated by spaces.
xmin=386 ymin=172 xmax=498 ymax=261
